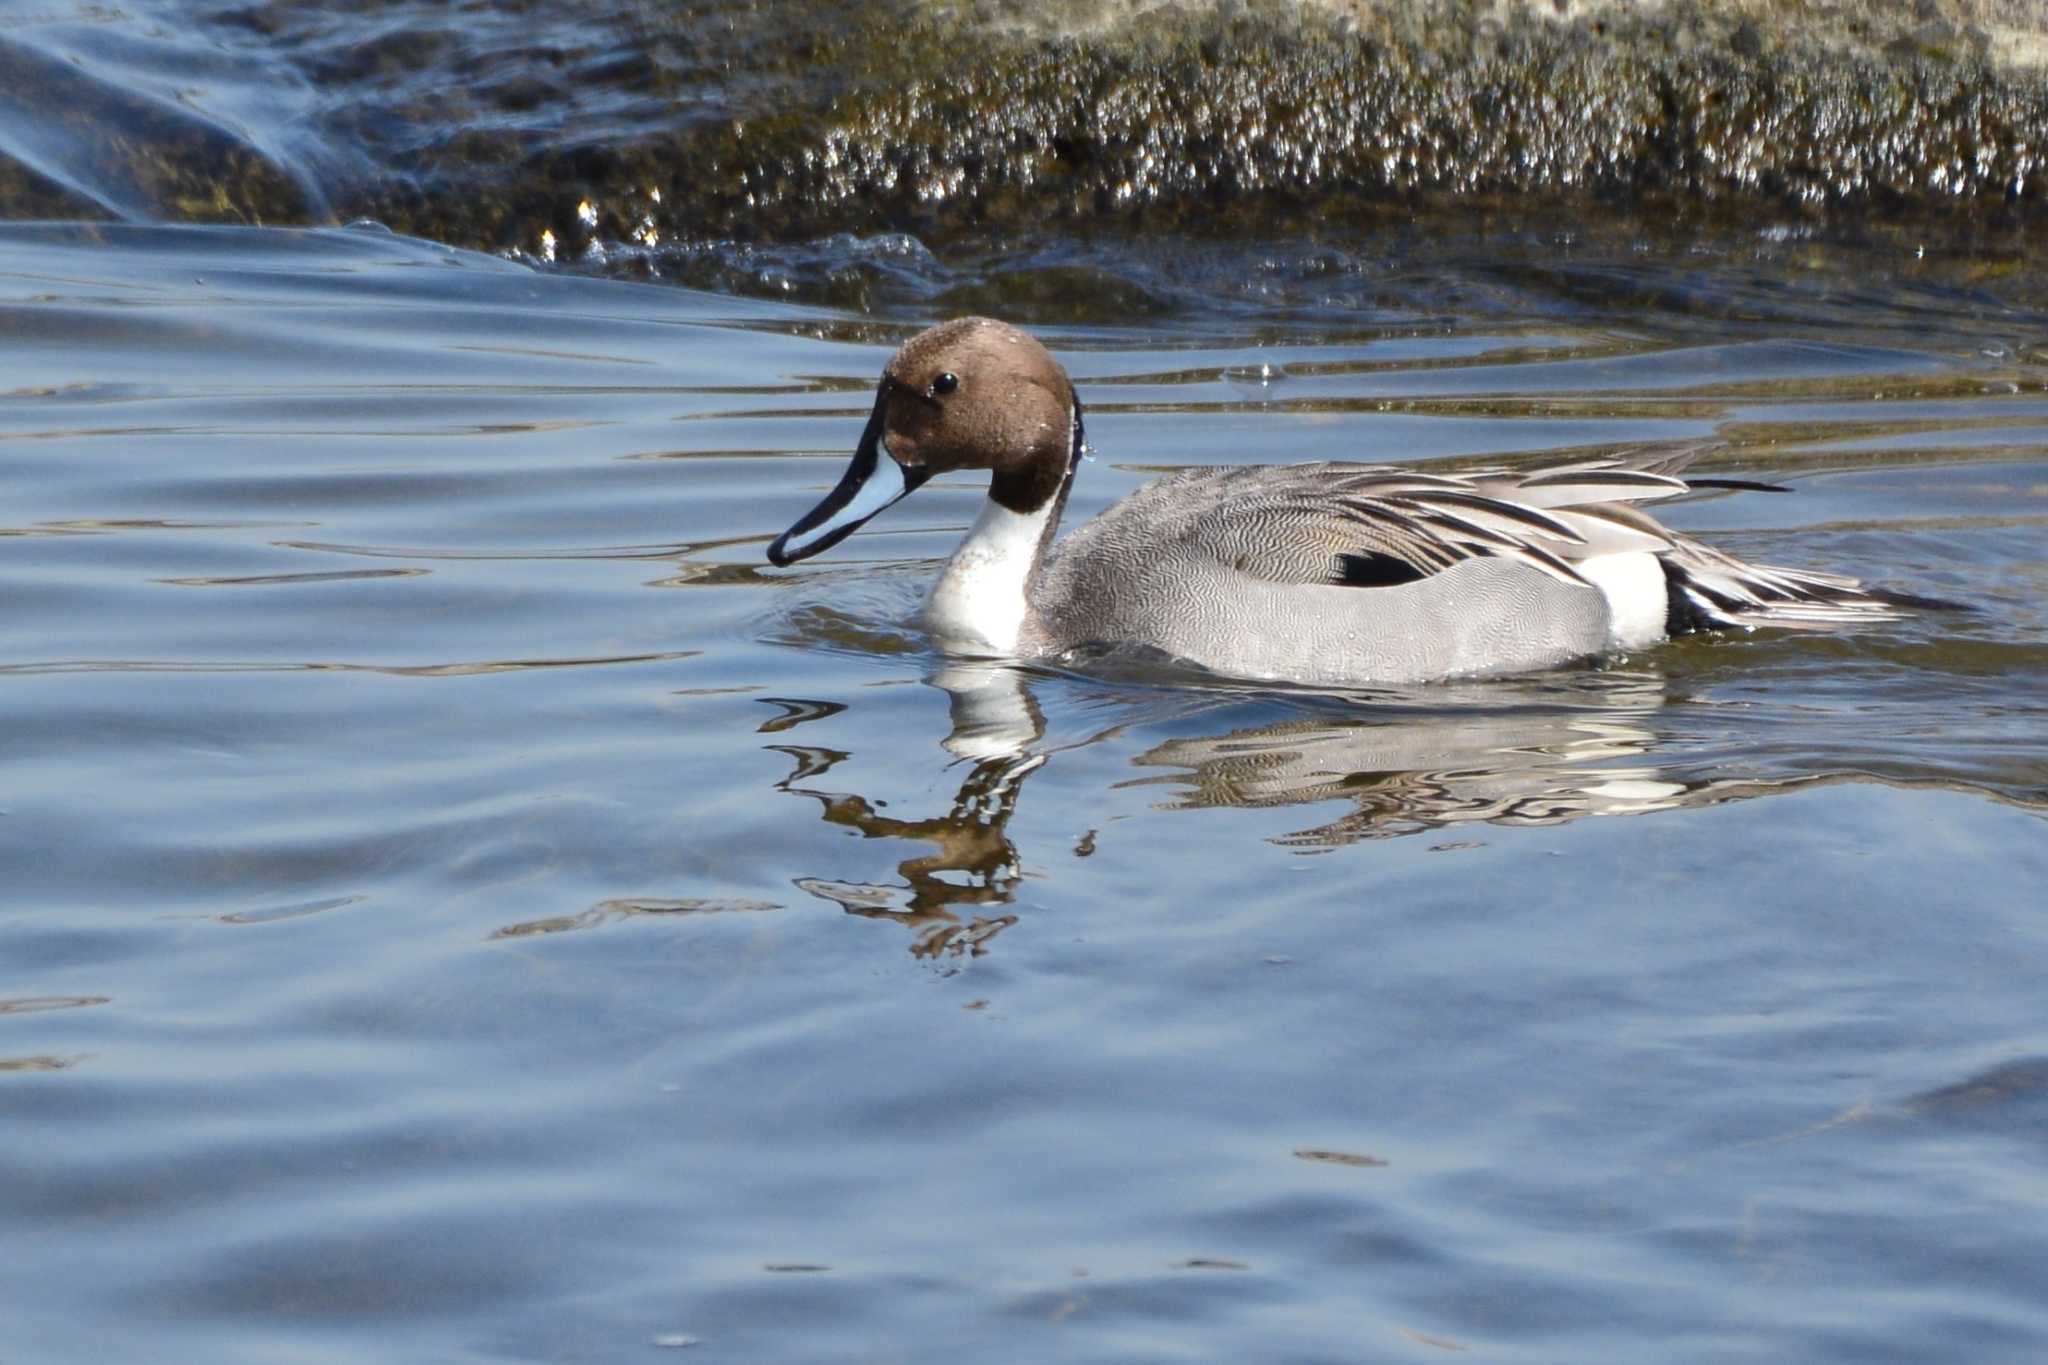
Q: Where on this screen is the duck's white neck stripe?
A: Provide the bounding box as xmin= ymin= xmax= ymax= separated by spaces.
xmin=922 ymin=403 xmax=1075 ymax=656
xmin=923 ymin=497 xmax=1053 ymax=655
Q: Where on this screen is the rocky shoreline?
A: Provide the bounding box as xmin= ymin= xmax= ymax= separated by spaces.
xmin=1 ymin=0 xmax=2042 ymax=258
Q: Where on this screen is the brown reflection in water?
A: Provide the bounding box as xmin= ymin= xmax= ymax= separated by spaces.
xmin=1294 ymin=1147 xmax=1389 ymax=1168
xmin=773 ymin=743 xmax=1032 ymax=959
xmin=0 ymin=1054 xmax=90 ymax=1072
xmin=756 ymin=697 xmax=846 ymax=733
xmin=158 ymin=568 xmax=429 ymax=587
xmin=764 ymin=674 xmax=1041 ymax=959
xmin=0 ymin=518 xmax=314 ymax=538
xmin=492 ymin=897 xmax=781 ymax=940
xmin=212 ymin=895 xmax=365 ymax=925
xmin=0 ymin=996 xmax=109 ymax=1014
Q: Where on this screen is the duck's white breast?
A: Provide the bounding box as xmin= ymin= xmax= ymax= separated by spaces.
xmin=923 ymin=498 xmax=1053 ymax=656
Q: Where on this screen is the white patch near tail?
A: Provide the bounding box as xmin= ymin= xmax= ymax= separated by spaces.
xmin=1576 ymin=551 xmax=1671 ymax=650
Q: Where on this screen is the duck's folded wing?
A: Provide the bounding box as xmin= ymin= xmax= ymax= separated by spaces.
xmin=1186 ymin=468 xmax=1610 ymax=590
xmin=1174 ymin=453 xmax=1922 ymax=629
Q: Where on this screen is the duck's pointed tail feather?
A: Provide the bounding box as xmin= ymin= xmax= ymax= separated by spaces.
xmin=1662 ymin=541 xmax=1969 ymax=634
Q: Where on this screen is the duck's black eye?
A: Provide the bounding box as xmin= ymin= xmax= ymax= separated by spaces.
xmin=931 ymin=372 xmax=959 ymax=396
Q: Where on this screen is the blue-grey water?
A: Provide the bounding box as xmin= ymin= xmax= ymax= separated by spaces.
xmin=4 ymin=220 xmax=2047 ymax=1363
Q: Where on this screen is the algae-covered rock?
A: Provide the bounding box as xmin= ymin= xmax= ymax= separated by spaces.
xmin=0 ymin=27 xmax=320 ymax=226
xmin=1 ymin=0 xmax=2044 ymax=257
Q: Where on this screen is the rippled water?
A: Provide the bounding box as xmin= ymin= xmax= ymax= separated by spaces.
xmin=4 ymin=222 xmax=2047 ymax=1361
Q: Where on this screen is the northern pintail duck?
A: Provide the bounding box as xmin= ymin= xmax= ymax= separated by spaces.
xmin=768 ymin=317 xmax=1924 ymax=685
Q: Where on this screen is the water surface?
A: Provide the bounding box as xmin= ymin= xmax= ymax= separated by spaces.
xmin=3 ymin=222 xmax=2046 ymax=1362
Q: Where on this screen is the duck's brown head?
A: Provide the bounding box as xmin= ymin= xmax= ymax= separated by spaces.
xmin=767 ymin=317 xmax=1081 ymax=565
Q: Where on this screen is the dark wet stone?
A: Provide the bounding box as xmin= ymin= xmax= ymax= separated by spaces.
xmin=0 ymin=32 xmax=318 ymax=225
xmin=0 ymin=0 xmax=2045 ymax=265
xmin=322 ymin=0 xmax=2048 ymax=259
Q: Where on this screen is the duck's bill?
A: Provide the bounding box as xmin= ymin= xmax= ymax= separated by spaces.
xmin=766 ymin=412 xmax=929 ymax=565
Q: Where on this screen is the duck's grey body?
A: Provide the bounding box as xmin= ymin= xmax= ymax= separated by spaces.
xmin=766 ymin=317 xmax=1922 ymax=687
xmin=1026 ymin=466 xmax=1614 ymax=683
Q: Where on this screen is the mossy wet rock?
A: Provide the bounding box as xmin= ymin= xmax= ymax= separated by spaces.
xmin=362 ymin=0 xmax=2048 ymax=255
xmin=0 ymin=0 xmax=2044 ymax=253
xmin=0 ymin=34 xmax=318 ymax=226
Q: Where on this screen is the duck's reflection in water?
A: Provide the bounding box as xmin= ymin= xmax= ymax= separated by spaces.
xmin=767 ymin=661 xmax=1728 ymax=954
xmin=769 ymin=664 xmax=1045 ymax=958
xmin=1120 ymin=673 xmax=1687 ymax=848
